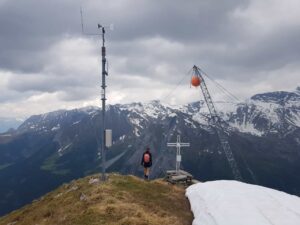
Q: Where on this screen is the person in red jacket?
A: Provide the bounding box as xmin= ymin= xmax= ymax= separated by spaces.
xmin=141 ymin=147 xmax=152 ymax=180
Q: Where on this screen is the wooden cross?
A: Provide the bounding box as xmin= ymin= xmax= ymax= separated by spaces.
xmin=167 ymin=135 xmax=190 ymax=174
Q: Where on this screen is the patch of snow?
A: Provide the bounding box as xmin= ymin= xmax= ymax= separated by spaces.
xmin=214 ymin=101 xmax=238 ymax=116
xmin=79 ymin=106 xmax=99 ymax=115
xmin=192 ymin=113 xmax=209 ymax=126
xmin=130 ymin=118 xmax=142 ymax=128
xmin=119 ymin=101 xmax=173 ymax=120
xmin=143 ymin=105 xmax=160 ymax=118
xmin=186 ymin=180 xmax=300 ymax=225
xmin=251 ymin=101 xmax=281 ymax=124
xmin=230 ymin=121 xmax=263 ymax=136
xmin=51 ymin=124 xmax=60 ymax=131
xmin=168 ymin=112 xmax=177 ymax=117
xmin=202 ymin=148 xmax=213 ymax=154
xmin=119 ymin=135 xmax=126 ymax=141
xmin=133 ymin=127 xmax=140 ymax=137
xmin=184 ymin=118 xmax=197 ymax=128
xmin=289 ymin=113 xmax=300 ymax=127
xmin=58 ymin=143 xmax=72 ymax=155
xmin=72 ymin=121 xmax=81 ymax=125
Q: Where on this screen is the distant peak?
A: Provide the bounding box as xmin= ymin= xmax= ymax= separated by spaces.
xmin=148 ymin=100 xmax=161 ymax=104
xmin=251 ymin=90 xmax=299 ymax=102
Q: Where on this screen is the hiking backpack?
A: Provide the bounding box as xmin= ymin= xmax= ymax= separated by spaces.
xmin=144 ymin=153 xmax=150 ymax=163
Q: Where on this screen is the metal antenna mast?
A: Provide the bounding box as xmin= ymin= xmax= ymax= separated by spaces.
xmin=80 ymin=7 xmax=113 ymax=181
xmin=192 ymin=65 xmax=243 ymax=181
xmin=99 ymin=24 xmax=107 ymax=181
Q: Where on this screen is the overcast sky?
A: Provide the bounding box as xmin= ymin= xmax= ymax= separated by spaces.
xmin=0 ymin=0 xmax=299 ymax=118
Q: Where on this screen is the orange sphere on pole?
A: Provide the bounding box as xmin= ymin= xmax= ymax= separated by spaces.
xmin=191 ymin=75 xmax=201 ymax=87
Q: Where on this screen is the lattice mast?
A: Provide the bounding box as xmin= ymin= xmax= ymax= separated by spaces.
xmin=192 ymin=65 xmax=242 ymax=181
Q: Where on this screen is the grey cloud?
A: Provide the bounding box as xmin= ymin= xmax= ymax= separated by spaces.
xmin=0 ymin=0 xmax=81 ymax=72
xmin=7 ymin=72 xmax=97 ymax=93
xmin=234 ymin=26 xmax=300 ymax=71
xmin=57 ymin=86 xmax=97 ymax=101
xmin=0 ymin=89 xmax=35 ymax=103
xmin=0 ymin=0 xmax=249 ymax=73
xmin=0 ymin=0 xmax=300 ymax=117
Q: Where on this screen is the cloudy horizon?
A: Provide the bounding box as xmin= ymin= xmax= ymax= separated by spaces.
xmin=0 ymin=0 xmax=300 ymax=119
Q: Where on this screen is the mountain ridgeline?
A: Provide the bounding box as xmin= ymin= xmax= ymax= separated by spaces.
xmin=0 ymin=88 xmax=300 ymax=216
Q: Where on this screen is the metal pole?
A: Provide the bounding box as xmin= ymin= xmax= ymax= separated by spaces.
xmin=176 ymin=135 xmax=180 ymax=174
xmin=101 ymin=27 xmax=107 ymax=181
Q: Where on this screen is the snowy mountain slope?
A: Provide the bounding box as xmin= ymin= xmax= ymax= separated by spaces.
xmin=186 ymin=180 xmax=300 ymax=225
xmin=17 ymin=106 xmax=99 ymax=134
xmin=114 ymin=88 xmax=300 ymax=137
xmin=230 ymin=91 xmax=300 ymax=136
xmin=14 ymin=88 xmax=300 ymax=138
xmin=188 ymin=88 xmax=300 ymax=136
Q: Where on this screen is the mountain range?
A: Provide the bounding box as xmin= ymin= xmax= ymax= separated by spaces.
xmin=0 ymin=87 xmax=299 ymax=216
xmin=0 ymin=118 xmax=23 ymax=133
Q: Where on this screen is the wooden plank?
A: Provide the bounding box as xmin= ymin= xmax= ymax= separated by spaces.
xmin=166 ymin=170 xmax=177 ymax=175
xmin=178 ymin=170 xmax=193 ymax=177
xmin=166 ymin=170 xmax=193 ymax=177
xmin=170 ymin=175 xmax=188 ymax=181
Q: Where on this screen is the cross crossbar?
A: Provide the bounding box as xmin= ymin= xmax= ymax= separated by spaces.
xmin=167 ymin=143 xmax=190 ymax=147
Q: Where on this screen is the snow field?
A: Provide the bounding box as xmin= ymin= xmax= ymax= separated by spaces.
xmin=186 ymin=180 xmax=300 ymax=225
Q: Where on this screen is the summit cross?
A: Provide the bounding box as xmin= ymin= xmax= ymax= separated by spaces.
xmin=167 ymin=135 xmax=190 ymax=174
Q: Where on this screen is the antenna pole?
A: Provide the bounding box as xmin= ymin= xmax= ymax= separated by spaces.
xmin=80 ymin=7 xmax=84 ymax=34
xmin=79 ymin=8 xmax=111 ymax=181
xmin=100 ymin=26 xmax=107 ymax=181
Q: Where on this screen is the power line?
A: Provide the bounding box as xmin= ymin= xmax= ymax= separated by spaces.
xmin=198 ymin=68 xmax=241 ymax=103
xmin=161 ymin=68 xmax=193 ymax=102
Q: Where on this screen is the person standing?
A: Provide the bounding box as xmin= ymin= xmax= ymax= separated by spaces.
xmin=141 ymin=147 xmax=152 ymax=180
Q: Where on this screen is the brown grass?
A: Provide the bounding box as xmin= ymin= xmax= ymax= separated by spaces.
xmin=0 ymin=174 xmax=193 ymax=225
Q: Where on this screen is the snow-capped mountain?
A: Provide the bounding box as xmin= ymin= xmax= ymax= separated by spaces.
xmin=228 ymin=90 xmax=300 ymax=136
xmin=15 ymin=87 xmax=300 ymax=138
xmin=0 ymin=88 xmax=299 ymax=216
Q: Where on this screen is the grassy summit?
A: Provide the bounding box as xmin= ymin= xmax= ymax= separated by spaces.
xmin=0 ymin=174 xmax=193 ymax=225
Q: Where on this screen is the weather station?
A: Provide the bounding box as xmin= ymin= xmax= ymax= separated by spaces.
xmin=80 ymin=7 xmax=114 ymax=181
